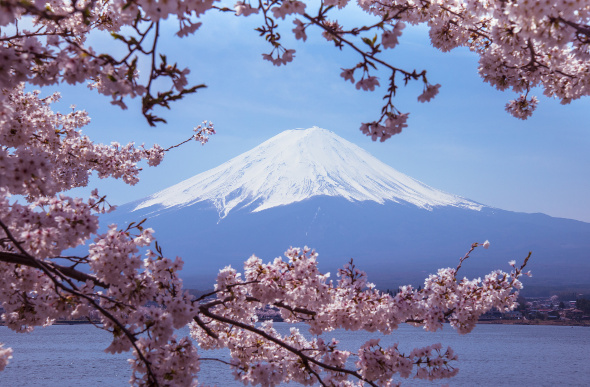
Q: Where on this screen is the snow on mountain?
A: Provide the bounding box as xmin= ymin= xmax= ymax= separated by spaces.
xmin=133 ymin=127 xmax=483 ymax=218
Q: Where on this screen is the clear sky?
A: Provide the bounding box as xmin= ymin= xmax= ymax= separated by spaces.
xmin=54 ymin=6 xmax=590 ymax=223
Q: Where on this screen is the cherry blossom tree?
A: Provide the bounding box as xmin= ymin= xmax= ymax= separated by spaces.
xmin=4 ymin=0 xmax=586 ymax=385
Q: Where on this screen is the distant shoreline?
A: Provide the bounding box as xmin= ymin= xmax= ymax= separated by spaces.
xmin=477 ymin=319 xmax=590 ymax=327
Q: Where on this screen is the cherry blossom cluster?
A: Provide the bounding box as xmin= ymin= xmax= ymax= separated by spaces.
xmin=0 ymin=83 xmax=213 ymax=384
xmin=4 ymin=0 xmax=589 ymax=140
xmin=88 ymin=225 xmax=201 ymax=385
xmin=0 ymin=0 xmax=217 ymax=125
xmin=357 ymin=340 xmax=458 ymax=383
xmin=0 ymin=220 xmax=204 ymax=384
xmin=190 ymin=244 xmax=529 ymax=386
xmin=505 ymin=95 xmax=540 ymax=120
xmin=360 ymin=113 xmax=409 ymax=142
xmin=193 ymin=121 xmax=216 ymax=145
xmin=0 ymin=84 xmax=179 ymax=200
xmin=233 ymin=0 xmax=590 ymax=140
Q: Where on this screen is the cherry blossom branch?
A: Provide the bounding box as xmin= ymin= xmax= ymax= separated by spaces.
xmin=191 ymin=280 xmax=260 ymax=303
xmin=0 ymin=30 xmax=66 ymax=42
xmin=0 ymin=251 xmax=108 ymax=289
xmin=198 ymin=306 xmax=379 ymax=387
xmin=0 ymin=219 xmax=107 ymax=288
xmin=39 ymin=271 xmax=159 ymax=385
xmin=193 ymin=315 xmax=219 ymax=339
xmin=558 ymin=17 xmax=590 ymax=39
xmin=199 ymin=357 xmax=245 ymax=369
xmin=162 ymin=121 xmax=216 ymax=151
xmin=273 ymin=300 xmax=317 ymax=317
xmin=7 ymin=0 xmax=96 ymax=23
xmin=302 ymin=13 xmax=426 ymax=80
xmin=0 ymin=231 xmax=159 ymax=385
xmin=455 ymin=242 xmax=478 ymax=274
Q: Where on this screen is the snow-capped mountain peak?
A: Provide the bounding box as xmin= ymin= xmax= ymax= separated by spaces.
xmin=133 ymin=127 xmax=483 ymax=218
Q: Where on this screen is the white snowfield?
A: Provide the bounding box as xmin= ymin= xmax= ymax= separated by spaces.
xmin=134 ymin=127 xmax=483 ymax=218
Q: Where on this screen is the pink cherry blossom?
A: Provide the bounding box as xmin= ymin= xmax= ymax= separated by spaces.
xmin=356 ymin=76 xmax=380 ymax=91
xmin=417 ymin=84 xmax=441 ymax=103
xmin=339 ymin=70 xmax=354 ymax=84
xmin=235 ymin=1 xmax=259 ymax=17
xmin=505 ymin=95 xmax=539 ymax=120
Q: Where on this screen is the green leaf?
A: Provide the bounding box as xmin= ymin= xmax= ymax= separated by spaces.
xmin=110 ymin=33 xmax=125 ymax=41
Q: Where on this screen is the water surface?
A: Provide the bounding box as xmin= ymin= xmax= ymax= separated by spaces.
xmin=1 ymin=323 xmax=588 ymax=386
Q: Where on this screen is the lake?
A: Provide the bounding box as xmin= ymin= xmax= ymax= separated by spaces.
xmin=1 ymin=323 xmax=588 ymax=386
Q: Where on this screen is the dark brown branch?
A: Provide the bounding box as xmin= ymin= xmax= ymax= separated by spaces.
xmin=273 ymin=300 xmax=316 ymax=316
xmin=558 ymin=17 xmax=590 ymax=38
xmin=519 ymin=251 xmax=532 ymax=271
xmin=302 ymin=13 xmax=426 ymax=79
xmin=199 ymin=357 xmax=244 ymax=369
xmin=308 ymin=366 xmax=328 ymax=387
xmin=198 ymin=290 xmax=318 ymax=320
xmin=0 ymin=251 xmax=108 ymax=289
xmin=193 ymin=315 xmax=219 ymax=339
xmin=455 ymin=242 xmax=478 ymax=274
xmin=0 ymin=219 xmax=31 ymax=256
xmin=192 ymin=280 xmax=259 ymax=303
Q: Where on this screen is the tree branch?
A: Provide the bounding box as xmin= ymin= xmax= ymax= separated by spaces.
xmin=0 ymin=251 xmax=108 ymax=289
xmin=198 ymin=306 xmax=378 ymax=386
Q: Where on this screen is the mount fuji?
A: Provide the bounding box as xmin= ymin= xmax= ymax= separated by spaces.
xmin=109 ymin=127 xmax=590 ymax=294
xmin=135 ymin=127 xmax=483 ymax=217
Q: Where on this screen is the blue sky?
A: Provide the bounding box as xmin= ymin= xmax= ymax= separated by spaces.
xmin=55 ymin=7 xmax=590 ymax=223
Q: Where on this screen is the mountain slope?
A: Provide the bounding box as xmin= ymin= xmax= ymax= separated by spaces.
xmin=133 ymin=127 xmax=482 ymax=218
